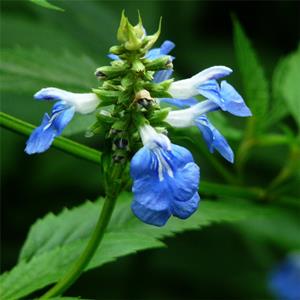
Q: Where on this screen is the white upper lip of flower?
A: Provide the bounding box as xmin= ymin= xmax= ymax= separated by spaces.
xmin=139 ymin=124 xmax=171 ymax=151
xmin=165 ymin=100 xmax=219 ymax=128
xmin=168 ymin=66 xmax=232 ymax=99
xmin=34 ymin=88 xmax=100 ymax=114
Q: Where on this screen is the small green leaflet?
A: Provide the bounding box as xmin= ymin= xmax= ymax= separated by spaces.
xmin=0 ymin=193 xmax=272 ymax=299
xmin=30 ymin=0 xmax=64 ymax=12
xmin=232 ymin=17 xmax=269 ymax=130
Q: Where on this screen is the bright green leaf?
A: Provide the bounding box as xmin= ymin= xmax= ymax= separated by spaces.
xmin=275 ymin=46 xmax=300 ymax=128
xmin=264 ymin=55 xmax=291 ymax=128
xmin=233 ymin=18 xmax=269 ymax=129
xmin=30 ymin=0 xmax=64 ymax=12
xmin=0 ymin=193 xmax=272 ymax=299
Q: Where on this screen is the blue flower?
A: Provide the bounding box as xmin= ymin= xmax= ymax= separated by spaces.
xmin=269 ymin=254 xmax=300 ymax=300
xmin=197 ymin=80 xmax=252 ymax=117
xmin=25 ymin=88 xmax=100 ymax=154
xmin=164 ymin=101 xmax=234 ymax=162
xmin=130 ymin=125 xmax=200 ymax=226
xmin=168 ymin=66 xmax=232 ymax=99
xmin=195 ymin=115 xmax=234 ymax=163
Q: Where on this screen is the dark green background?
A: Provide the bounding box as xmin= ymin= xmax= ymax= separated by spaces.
xmin=1 ymin=1 xmax=299 ymax=299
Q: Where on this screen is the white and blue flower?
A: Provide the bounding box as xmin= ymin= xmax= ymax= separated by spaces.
xmin=167 ymin=66 xmax=252 ymax=117
xmin=25 ymin=88 xmax=100 ymax=154
xmin=164 ymin=100 xmax=233 ymax=162
xmin=130 ymin=125 xmax=200 ymax=226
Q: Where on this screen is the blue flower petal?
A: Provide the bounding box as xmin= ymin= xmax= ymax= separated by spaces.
xmin=195 ymin=115 xmax=234 ymax=163
xmin=25 ymin=114 xmax=57 ymax=154
xmin=51 ymin=101 xmax=75 ymax=135
xmin=197 ymin=80 xmax=220 ymax=102
xmin=160 ymin=40 xmax=175 ymax=55
xmin=219 ymin=81 xmax=252 ymax=117
xmin=269 ymin=255 xmax=300 ymax=300
xmin=146 ymin=40 xmax=175 ymax=60
xmin=130 ymin=143 xmax=200 ymax=226
xmin=171 ymin=192 xmax=200 ymax=219
xmin=130 ymin=146 xmax=158 ymax=180
xmin=107 ymin=53 xmax=120 ymax=61
xmin=153 ymin=69 xmax=173 ymax=83
xmin=131 ymin=176 xmax=172 ymax=226
xmin=160 ymin=97 xmax=199 ymax=108
xmin=25 ymin=102 xmax=75 ymax=154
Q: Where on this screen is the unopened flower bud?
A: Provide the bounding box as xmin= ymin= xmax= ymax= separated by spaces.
xmin=134 ymin=90 xmax=154 ymax=109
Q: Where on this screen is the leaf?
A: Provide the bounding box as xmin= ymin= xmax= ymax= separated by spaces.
xmin=30 ymin=0 xmax=64 ymax=12
xmin=263 ymin=55 xmax=291 ymax=128
xmin=0 ymin=193 xmax=272 ymax=299
xmin=237 ymin=204 xmax=300 ymax=251
xmin=275 ymin=46 xmax=300 ymax=128
xmin=232 ymin=18 xmax=269 ymax=129
xmin=0 ymin=47 xmax=99 ymax=92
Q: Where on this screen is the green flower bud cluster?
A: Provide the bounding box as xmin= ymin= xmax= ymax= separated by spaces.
xmin=91 ymin=12 xmax=173 ymax=163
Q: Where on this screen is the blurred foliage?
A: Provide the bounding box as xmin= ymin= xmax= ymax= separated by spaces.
xmin=1 ymin=1 xmax=300 ymax=299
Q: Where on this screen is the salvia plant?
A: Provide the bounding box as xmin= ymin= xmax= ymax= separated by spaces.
xmin=25 ymin=12 xmax=251 ymax=227
xmin=1 ymin=3 xmax=300 ymax=300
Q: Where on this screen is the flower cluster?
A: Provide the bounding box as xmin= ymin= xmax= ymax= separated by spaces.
xmin=25 ymin=13 xmax=251 ymax=226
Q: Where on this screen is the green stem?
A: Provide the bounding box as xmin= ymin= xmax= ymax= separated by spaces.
xmin=0 ymin=111 xmax=101 ymax=164
xmin=41 ymin=162 xmax=124 ymax=298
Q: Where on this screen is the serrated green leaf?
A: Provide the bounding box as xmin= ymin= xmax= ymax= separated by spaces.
xmin=30 ymin=0 xmax=64 ymax=12
xmin=233 ymin=18 xmax=269 ymax=129
xmin=0 ymin=192 xmax=272 ymax=299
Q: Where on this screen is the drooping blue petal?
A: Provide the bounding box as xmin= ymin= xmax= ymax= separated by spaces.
xmin=130 ymin=143 xmax=200 ymax=226
xmin=195 ymin=115 xmax=234 ymax=163
xmin=25 ymin=102 xmax=75 ymax=154
xmin=269 ymin=255 xmax=300 ymax=300
xmin=219 ymin=81 xmax=252 ymax=117
xmin=160 ymin=97 xmax=199 ymax=108
xmin=171 ymin=192 xmax=200 ymax=219
xmin=25 ymin=114 xmax=57 ymax=154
